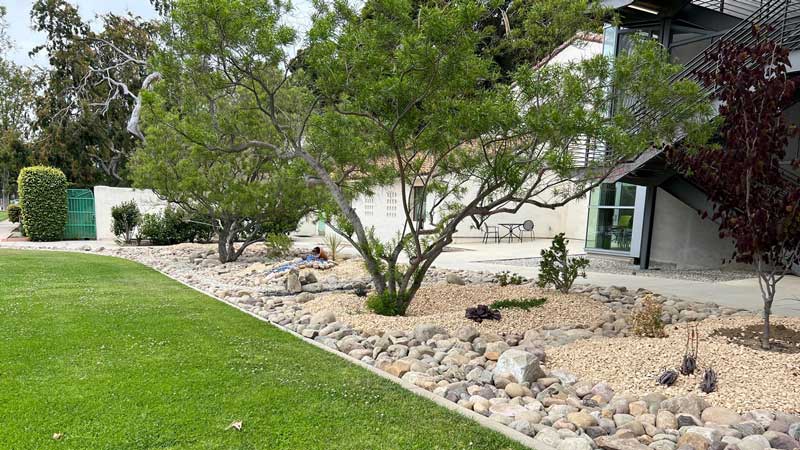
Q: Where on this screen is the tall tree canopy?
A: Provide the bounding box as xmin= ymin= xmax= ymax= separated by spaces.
xmin=29 ymin=0 xmax=157 ymax=185
xmin=152 ymin=0 xmax=710 ymax=313
xmin=132 ymin=42 xmax=323 ymax=262
xmin=0 ymin=6 xmax=35 ymax=209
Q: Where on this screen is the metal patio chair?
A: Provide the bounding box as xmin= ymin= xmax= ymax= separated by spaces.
xmin=482 ymin=224 xmax=499 ymax=243
xmin=522 ymin=219 xmax=535 ymax=240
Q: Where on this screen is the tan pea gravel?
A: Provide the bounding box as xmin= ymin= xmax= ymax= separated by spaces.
xmin=546 ymin=316 xmax=800 ymax=414
xmin=303 ymin=283 xmax=612 ymax=336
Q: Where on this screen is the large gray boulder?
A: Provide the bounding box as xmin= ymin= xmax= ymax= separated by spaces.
xmin=285 ymin=269 xmax=302 ymax=294
xmin=494 ymin=349 xmax=545 ymax=384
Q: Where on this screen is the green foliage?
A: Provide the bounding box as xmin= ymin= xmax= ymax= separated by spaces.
xmin=536 ymin=233 xmax=589 ymax=293
xmin=323 ymin=233 xmax=346 ymax=261
xmin=7 ymin=204 xmax=20 ymax=223
xmin=29 ymin=0 xmax=157 ymax=185
xmin=490 ymin=297 xmax=547 ymax=310
xmin=366 ymin=290 xmax=409 ymax=317
xmin=630 ymin=294 xmax=667 ymax=338
xmin=136 ymin=207 xmax=194 ymax=246
xmin=111 ymin=201 xmax=141 ymax=243
xmin=17 ymin=166 xmax=68 ymax=241
xmin=496 ymin=271 xmax=526 ymax=286
xmin=264 ymin=233 xmax=293 ymax=258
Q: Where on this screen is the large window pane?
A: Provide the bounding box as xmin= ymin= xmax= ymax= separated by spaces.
xmin=586 ymin=208 xmax=635 ymax=252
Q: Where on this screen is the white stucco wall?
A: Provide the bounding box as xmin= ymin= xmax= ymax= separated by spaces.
xmin=94 ymin=186 xmax=168 ymax=240
xmin=650 ymin=188 xmax=736 ymax=269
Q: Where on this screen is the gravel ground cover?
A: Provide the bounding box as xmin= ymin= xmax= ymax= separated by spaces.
xmin=489 ymin=255 xmax=757 ymax=283
xmin=547 ymin=316 xmax=800 ymax=413
xmin=304 ymin=284 xmax=613 ymax=336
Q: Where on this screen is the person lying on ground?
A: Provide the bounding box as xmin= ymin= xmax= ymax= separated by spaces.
xmin=308 ymin=246 xmax=329 ymax=262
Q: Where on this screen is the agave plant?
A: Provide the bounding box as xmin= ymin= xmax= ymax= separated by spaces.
xmin=680 ymin=324 xmax=699 ymax=376
xmin=700 ymin=368 xmax=717 ymax=393
xmin=657 ymin=368 xmax=679 ymax=386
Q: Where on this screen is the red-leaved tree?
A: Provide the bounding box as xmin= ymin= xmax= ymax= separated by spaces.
xmin=670 ymin=28 xmax=800 ymax=350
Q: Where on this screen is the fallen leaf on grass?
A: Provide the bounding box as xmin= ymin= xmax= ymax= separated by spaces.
xmin=226 ymin=420 xmax=243 ymax=431
xmin=52 ymin=433 xmax=63 ymax=440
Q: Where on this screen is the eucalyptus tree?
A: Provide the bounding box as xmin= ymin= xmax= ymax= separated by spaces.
xmin=155 ymin=0 xmax=711 ymax=313
xmin=29 ymin=0 xmax=158 ymax=185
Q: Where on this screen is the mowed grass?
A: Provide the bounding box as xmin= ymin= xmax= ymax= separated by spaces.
xmin=0 ymin=250 xmax=525 ymax=450
xmin=0 ymin=210 xmax=7 ymax=221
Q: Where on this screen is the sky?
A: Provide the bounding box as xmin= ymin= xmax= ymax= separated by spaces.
xmin=2 ymin=0 xmax=315 ymax=68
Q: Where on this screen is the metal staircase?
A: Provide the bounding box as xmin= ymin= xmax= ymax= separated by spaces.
xmin=608 ymin=0 xmax=800 ymax=193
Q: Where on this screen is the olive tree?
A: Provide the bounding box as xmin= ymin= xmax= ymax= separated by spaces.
xmin=131 ymin=53 xmax=322 ymax=262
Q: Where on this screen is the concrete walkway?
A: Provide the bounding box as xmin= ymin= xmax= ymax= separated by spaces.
xmin=294 ymin=235 xmax=800 ymax=317
xmin=0 ymin=219 xmax=16 ymax=241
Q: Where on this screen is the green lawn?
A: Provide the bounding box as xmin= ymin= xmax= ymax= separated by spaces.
xmin=0 ymin=250 xmax=524 ymax=450
xmin=0 ymin=210 xmax=7 ymax=221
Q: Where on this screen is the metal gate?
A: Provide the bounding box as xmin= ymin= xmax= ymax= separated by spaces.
xmin=65 ymin=189 xmax=96 ymax=240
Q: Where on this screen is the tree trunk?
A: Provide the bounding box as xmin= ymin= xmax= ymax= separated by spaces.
xmin=217 ymin=219 xmax=239 ymax=263
xmin=762 ymin=303 xmax=772 ymax=350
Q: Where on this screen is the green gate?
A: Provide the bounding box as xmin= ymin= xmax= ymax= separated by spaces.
xmin=65 ymin=189 xmax=96 ymax=240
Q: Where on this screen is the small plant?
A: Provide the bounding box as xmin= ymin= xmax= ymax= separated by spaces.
xmin=353 ymin=284 xmax=369 ymax=297
xmin=265 ymin=233 xmax=292 ymax=258
xmin=630 ymin=294 xmax=667 ymax=338
xmin=536 ymin=233 xmax=589 ymax=293
xmin=656 ymin=368 xmax=678 ymax=386
xmin=465 ymin=305 xmax=501 ymax=323
xmin=681 ymin=324 xmax=699 ymax=376
xmin=366 ymin=290 xmax=408 ymax=316
xmin=496 ymin=271 xmax=525 ymax=286
xmin=323 ymin=233 xmax=346 ymax=261
xmin=490 ymin=298 xmax=547 ymax=311
xmin=111 ymin=201 xmax=141 ymax=244
xmin=699 ymin=367 xmax=717 ymax=393
xmin=7 ymin=204 xmax=21 ymax=223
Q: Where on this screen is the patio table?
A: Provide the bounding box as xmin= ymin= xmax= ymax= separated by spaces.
xmin=498 ymin=223 xmax=524 ymax=243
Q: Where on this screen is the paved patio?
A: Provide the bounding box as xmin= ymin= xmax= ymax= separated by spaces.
xmin=294 ymin=236 xmax=800 ymax=317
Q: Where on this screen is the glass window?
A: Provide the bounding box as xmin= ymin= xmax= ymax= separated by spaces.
xmin=586 ymin=182 xmax=637 ymax=252
xmin=412 ymin=186 xmax=426 ymax=222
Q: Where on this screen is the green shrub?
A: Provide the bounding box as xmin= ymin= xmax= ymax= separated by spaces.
xmin=265 ymin=233 xmax=292 ymax=258
xmin=111 ymin=201 xmax=141 ymax=243
xmin=490 ymin=298 xmax=547 ymax=311
xmin=17 ymin=166 xmax=68 ymax=241
xmin=366 ymin=290 xmax=408 ymax=316
xmin=7 ymin=204 xmax=21 ymax=223
xmin=496 ymin=271 xmax=525 ymax=286
xmin=536 ymin=233 xmax=589 ymax=293
xmin=136 ymin=207 xmax=195 ymax=245
xmin=630 ymin=294 xmax=667 ymax=338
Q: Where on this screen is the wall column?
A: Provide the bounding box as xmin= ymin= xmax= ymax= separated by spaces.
xmin=639 ymin=186 xmax=657 ymax=270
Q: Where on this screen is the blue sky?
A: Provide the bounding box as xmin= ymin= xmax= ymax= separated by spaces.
xmin=3 ymin=0 xmax=315 ymax=67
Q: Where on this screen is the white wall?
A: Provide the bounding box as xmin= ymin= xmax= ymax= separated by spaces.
xmin=650 ymin=188 xmax=736 ymax=269
xmin=94 ymin=186 xmax=168 ymax=240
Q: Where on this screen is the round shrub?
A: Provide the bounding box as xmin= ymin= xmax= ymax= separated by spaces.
xmin=7 ymin=204 xmax=21 ymax=223
xmin=111 ymin=200 xmax=141 ymax=243
xmin=17 ymin=166 xmax=68 ymax=241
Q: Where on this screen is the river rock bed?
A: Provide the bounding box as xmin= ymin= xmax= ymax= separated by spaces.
xmin=3 ymin=242 xmax=799 ymax=450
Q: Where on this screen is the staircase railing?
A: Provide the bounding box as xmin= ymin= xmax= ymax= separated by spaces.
xmin=690 ymin=0 xmax=765 ymax=19
xmin=630 ymin=0 xmax=800 ymax=138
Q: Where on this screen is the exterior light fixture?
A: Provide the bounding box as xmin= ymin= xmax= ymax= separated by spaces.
xmin=628 ymin=4 xmax=659 ymax=14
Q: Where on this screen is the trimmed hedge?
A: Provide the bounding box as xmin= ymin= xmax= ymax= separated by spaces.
xmin=7 ymin=205 xmax=21 ymax=223
xmin=18 ymin=166 xmax=68 ymax=241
